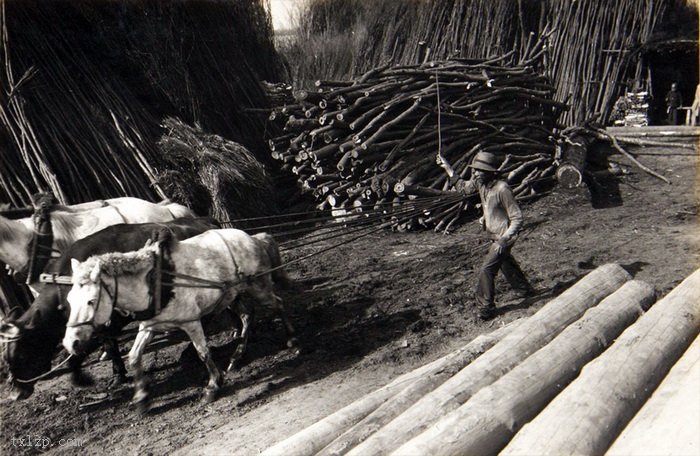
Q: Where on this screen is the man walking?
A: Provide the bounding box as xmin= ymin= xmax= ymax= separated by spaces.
xmin=437 ymin=150 xmax=534 ymax=320
xmin=665 ymin=82 xmax=683 ymax=125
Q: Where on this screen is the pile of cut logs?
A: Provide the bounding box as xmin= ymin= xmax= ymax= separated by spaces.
xmin=267 ymin=59 xmax=567 ymax=230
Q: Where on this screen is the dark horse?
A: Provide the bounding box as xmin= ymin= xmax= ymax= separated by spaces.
xmin=0 ymin=217 xmax=218 ymax=399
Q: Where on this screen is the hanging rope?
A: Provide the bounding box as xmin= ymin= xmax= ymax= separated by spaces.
xmin=435 ymin=68 xmax=443 ymax=159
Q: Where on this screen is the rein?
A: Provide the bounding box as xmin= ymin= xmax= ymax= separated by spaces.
xmin=161 ymin=271 xmax=235 ymax=290
xmin=11 ymin=355 xmax=74 ymax=384
xmin=0 ymin=317 xmax=74 ymax=385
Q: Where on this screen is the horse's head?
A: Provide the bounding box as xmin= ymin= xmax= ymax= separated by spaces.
xmin=63 ymin=243 xmax=157 ymax=355
xmin=63 ymin=259 xmax=114 ymax=355
xmin=0 ymin=289 xmax=69 ymax=399
xmin=0 ymin=317 xmax=42 ymax=400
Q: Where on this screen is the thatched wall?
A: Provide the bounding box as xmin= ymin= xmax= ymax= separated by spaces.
xmin=281 ymin=0 xmax=697 ymax=126
xmin=0 ymin=0 xmax=285 ymax=209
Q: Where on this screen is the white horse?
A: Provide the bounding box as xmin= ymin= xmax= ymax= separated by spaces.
xmin=63 ymin=228 xmax=294 ymax=410
xmin=0 ymin=197 xmax=193 ymax=288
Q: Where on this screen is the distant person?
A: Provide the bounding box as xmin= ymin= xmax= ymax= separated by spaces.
xmin=436 ymin=150 xmax=535 ymax=320
xmin=665 ymin=82 xmax=683 ymax=125
xmin=691 ymin=84 xmax=700 ymax=126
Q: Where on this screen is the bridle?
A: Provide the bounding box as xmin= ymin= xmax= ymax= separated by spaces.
xmin=65 ymin=275 xmax=118 ymax=330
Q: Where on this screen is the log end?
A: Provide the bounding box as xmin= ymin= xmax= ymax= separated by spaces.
xmin=556 ymin=164 xmax=583 ymax=189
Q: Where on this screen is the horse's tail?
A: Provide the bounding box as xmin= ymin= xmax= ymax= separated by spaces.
xmin=158 ymin=199 xmax=195 ymax=219
xmin=253 ymin=233 xmax=291 ymax=289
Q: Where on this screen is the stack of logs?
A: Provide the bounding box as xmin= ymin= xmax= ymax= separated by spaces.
xmin=266 ymin=58 xmax=568 ymax=230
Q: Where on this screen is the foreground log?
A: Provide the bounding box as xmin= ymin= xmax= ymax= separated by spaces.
xmin=317 ymin=320 xmax=525 ymax=456
xmin=394 ymin=280 xmax=656 ymax=456
xmin=262 ymin=320 xmax=522 ymax=456
xmin=606 ymin=334 xmax=700 ymax=455
xmin=345 ymin=264 xmax=631 ymax=456
xmin=502 ymin=268 xmax=700 ymax=456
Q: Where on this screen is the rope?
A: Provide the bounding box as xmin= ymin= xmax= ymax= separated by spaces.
xmin=256 ymin=196 xmax=463 ymax=277
xmin=436 ymin=68 xmax=442 ymax=158
xmin=281 ymin=195 xmax=463 ymax=250
xmin=219 ymin=195 xmax=452 ymax=230
xmin=13 ymin=354 xmax=74 ymax=384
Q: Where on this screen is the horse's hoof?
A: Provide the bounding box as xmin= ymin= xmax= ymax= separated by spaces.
xmin=202 ymin=389 xmax=218 ymax=404
xmin=133 ymin=398 xmax=151 ymax=415
xmin=108 ymin=374 xmax=129 ymax=388
xmin=9 ymin=383 xmax=34 ymax=400
xmin=131 ymin=392 xmax=151 ymax=415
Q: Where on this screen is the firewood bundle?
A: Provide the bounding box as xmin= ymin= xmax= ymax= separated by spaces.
xmin=267 ymin=59 xmax=567 ymax=230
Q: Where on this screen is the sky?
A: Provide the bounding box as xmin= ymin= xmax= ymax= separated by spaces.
xmin=269 ymin=0 xmax=303 ymax=31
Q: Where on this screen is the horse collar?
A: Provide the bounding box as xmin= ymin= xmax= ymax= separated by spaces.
xmin=23 ymin=203 xmax=56 ymax=284
xmin=136 ymin=245 xmax=174 ymax=320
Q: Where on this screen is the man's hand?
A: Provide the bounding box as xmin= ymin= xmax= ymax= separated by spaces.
xmin=494 ymin=243 xmax=504 ymax=255
xmin=493 ymin=238 xmax=508 ymax=255
xmin=435 ymin=154 xmax=447 ymax=168
xmin=436 ymin=154 xmax=455 ymax=178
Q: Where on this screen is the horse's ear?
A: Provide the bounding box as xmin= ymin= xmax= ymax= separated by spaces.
xmin=145 ymin=239 xmax=161 ymax=252
xmin=0 ymin=321 xmax=21 ymax=341
xmin=7 ymin=306 xmax=24 ymax=320
xmin=89 ymin=260 xmax=101 ymax=283
xmin=71 ymin=258 xmax=80 ymax=274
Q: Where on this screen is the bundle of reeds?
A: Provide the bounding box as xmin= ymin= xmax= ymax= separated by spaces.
xmin=281 ymin=0 xmax=675 ymax=126
xmin=267 ymin=55 xmax=566 ymax=230
xmin=157 ymin=118 xmax=277 ymax=226
xmin=0 ymin=0 xmax=284 ymax=209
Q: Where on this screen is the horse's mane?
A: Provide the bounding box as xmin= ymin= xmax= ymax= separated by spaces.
xmin=77 ymin=247 xmax=155 ymax=278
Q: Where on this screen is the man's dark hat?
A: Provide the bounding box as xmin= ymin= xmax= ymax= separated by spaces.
xmin=468 ymin=151 xmax=500 ymax=172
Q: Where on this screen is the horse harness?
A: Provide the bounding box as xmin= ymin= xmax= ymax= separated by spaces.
xmin=51 ymin=232 xmax=245 ymax=328
xmin=17 ymin=194 xmax=58 ymax=285
xmin=13 ymin=194 xmax=121 ymax=285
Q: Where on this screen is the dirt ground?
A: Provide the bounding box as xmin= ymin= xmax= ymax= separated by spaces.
xmin=1 ymin=146 xmax=698 ymax=455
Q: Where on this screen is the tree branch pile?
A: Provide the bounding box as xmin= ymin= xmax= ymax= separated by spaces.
xmin=266 ymin=57 xmax=567 ymax=230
